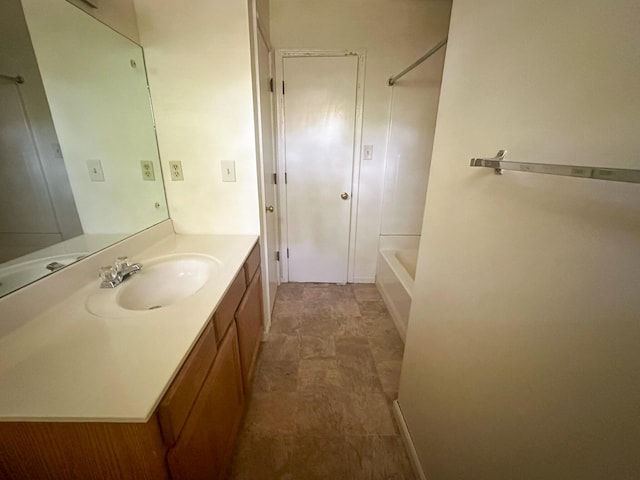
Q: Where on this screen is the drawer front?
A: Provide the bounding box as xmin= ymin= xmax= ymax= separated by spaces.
xmin=212 ymin=270 xmax=246 ymax=342
xmin=157 ymin=320 xmax=217 ymax=445
xmin=243 ymin=242 xmax=260 ymax=285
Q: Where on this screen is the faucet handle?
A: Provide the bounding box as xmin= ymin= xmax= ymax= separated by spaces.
xmin=99 ymin=266 xmax=118 ymax=282
xmin=115 ymin=256 xmax=130 ymax=273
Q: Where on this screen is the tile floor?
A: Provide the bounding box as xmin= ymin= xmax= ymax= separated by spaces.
xmin=229 ymin=283 xmax=415 ymax=480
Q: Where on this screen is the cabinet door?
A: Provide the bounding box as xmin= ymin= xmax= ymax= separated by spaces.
xmin=166 ymin=323 xmax=244 ymax=480
xmin=235 ymin=270 xmax=264 ymax=391
xmin=157 ymin=321 xmax=218 ymax=445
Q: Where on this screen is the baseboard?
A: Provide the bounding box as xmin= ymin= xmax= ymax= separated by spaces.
xmin=393 ymin=400 xmax=427 ymax=480
xmin=352 ymin=276 xmax=375 ymax=283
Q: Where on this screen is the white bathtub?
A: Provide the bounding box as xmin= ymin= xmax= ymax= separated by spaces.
xmin=376 ymin=248 xmax=418 ymax=343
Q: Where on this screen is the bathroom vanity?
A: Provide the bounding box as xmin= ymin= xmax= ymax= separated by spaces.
xmin=2 ymin=1 xmax=266 ymax=477
xmin=0 ymin=222 xmax=264 ymax=479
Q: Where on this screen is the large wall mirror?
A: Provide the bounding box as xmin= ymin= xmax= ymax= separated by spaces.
xmin=0 ymin=0 xmax=168 ymax=297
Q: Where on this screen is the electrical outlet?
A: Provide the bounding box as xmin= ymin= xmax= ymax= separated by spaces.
xmin=140 ymin=161 xmax=155 ymax=181
xmin=168 ymin=161 xmax=184 ymax=181
xmin=363 ymin=145 xmax=374 ymax=161
xmin=221 ymin=161 xmax=236 ymax=182
xmin=86 ymin=159 xmax=105 ymax=182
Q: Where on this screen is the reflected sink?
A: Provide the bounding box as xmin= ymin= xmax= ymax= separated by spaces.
xmin=86 ymin=254 xmax=221 ymax=317
xmin=0 ymin=253 xmax=88 ymax=296
xmin=117 ymin=255 xmax=220 ymax=311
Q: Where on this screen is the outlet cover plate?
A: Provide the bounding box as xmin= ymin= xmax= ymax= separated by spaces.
xmin=169 ymin=161 xmax=184 ymax=181
xmin=140 ymin=161 xmax=155 ymax=181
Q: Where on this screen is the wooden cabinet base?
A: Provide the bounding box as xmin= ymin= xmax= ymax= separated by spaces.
xmin=0 ymin=418 xmax=169 ymax=480
xmin=235 ymin=270 xmax=264 ymax=392
xmin=167 ymin=323 xmax=244 ymax=480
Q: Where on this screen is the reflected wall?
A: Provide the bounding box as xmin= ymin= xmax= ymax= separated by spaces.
xmin=0 ymin=0 xmax=168 ymax=297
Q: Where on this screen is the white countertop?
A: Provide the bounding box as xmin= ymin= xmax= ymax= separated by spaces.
xmin=0 ymin=230 xmax=258 ymax=422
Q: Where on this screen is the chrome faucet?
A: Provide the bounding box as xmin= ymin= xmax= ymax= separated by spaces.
xmin=99 ymin=256 xmax=142 ymax=288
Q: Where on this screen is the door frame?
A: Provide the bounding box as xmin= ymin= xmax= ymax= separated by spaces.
xmin=248 ymin=0 xmax=279 ymax=332
xmin=274 ymin=49 xmax=366 ymax=283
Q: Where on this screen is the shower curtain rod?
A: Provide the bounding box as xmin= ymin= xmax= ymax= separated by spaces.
xmin=0 ymin=73 xmax=24 ymax=84
xmin=388 ymin=37 xmax=448 ymax=86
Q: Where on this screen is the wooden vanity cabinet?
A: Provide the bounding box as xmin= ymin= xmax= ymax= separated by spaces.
xmin=166 ymin=322 xmax=244 ymax=480
xmin=243 ymin=242 xmax=261 ymax=285
xmin=212 ymin=270 xmax=246 ymax=341
xmin=0 ymin=242 xmax=264 ymax=480
xmin=157 ymin=321 xmax=218 ymax=445
xmin=0 ymin=418 xmax=169 ymax=480
xmin=235 ymin=269 xmax=264 ymax=391
xmin=163 ymin=243 xmax=263 ymax=479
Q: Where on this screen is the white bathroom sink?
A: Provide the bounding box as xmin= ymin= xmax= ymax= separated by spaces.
xmin=117 ymin=255 xmax=218 ymax=310
xmin=86 ymin=254 xmax=221 ymax=316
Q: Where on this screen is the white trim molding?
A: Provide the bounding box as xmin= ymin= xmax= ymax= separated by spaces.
xmin=274 ymin=48 xmax=366 ymax=283
xmin=393 ymin=399 xmax=427 ymax=480
xmin=353 ymin=275 xmax=375 ymax=284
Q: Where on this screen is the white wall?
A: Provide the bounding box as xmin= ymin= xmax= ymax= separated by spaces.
xmin=399 ymin=1 xmax=640 ymax=478
xmin=134 ymin=0 xmax=261 ymax=235
xmin=270 ymin=0 xmax=452 ymax=281
xmin=66 ymin=0 xmax=140 ymax=43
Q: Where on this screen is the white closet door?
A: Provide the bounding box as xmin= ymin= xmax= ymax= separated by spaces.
xmin=283 ymin=55 xmax=358 ymax=283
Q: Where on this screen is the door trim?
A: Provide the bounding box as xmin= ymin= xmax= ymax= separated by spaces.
xmin=275 ymin=49 xmax=366 ymax=283
xmin=248 ymin=0 xmax=279 ymax=332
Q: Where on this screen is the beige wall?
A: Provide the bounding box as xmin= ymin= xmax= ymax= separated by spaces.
xmin=255 ymin=0 xmax=270 ymax=41
xmin=66 ymin=0 xmax=140 ymax=43
xmin=134 ymin=0 xmax=260 ymax=235
xmin=381 ymin=52 xmax=445 ymax=236
xmin=270 ymin=0 xmax=452 ymax=281
xmin=398 ymin=0 xmax=640 ymax=478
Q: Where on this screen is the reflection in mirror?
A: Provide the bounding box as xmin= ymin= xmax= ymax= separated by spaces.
xmin=0 ymin=0 xmax=168 ymax=297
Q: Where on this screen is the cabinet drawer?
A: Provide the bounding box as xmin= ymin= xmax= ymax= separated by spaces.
xmin=157 ymin=320 xmax=217 ymax=445
xmin=243 ymin=242 xmax=260 ymax=284
xmin=212 ymin=271 xmax=246 ymax=342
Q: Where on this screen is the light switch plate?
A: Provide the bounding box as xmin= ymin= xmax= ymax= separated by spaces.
xmin=168 ymin=161 xmax=184 ymax=181
xmin=140 ymin=161 xmax=155 ymax=181
xmin=221 ymin=161 xmax=236 ymax=182
xmin=363 ymin=145 xmax=374 ymax=161
xmin=86 ymin=159 xmax=105 ymax=182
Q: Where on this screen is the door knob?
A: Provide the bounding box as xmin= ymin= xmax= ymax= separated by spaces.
xmin=266 ymin=205 xmax=275 ymax=212
xmin=340 ymin=192 xmax=350 ymax=200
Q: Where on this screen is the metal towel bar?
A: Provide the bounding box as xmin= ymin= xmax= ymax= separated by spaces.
xmin=470 ymin=150 xmax=640 ymax=184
